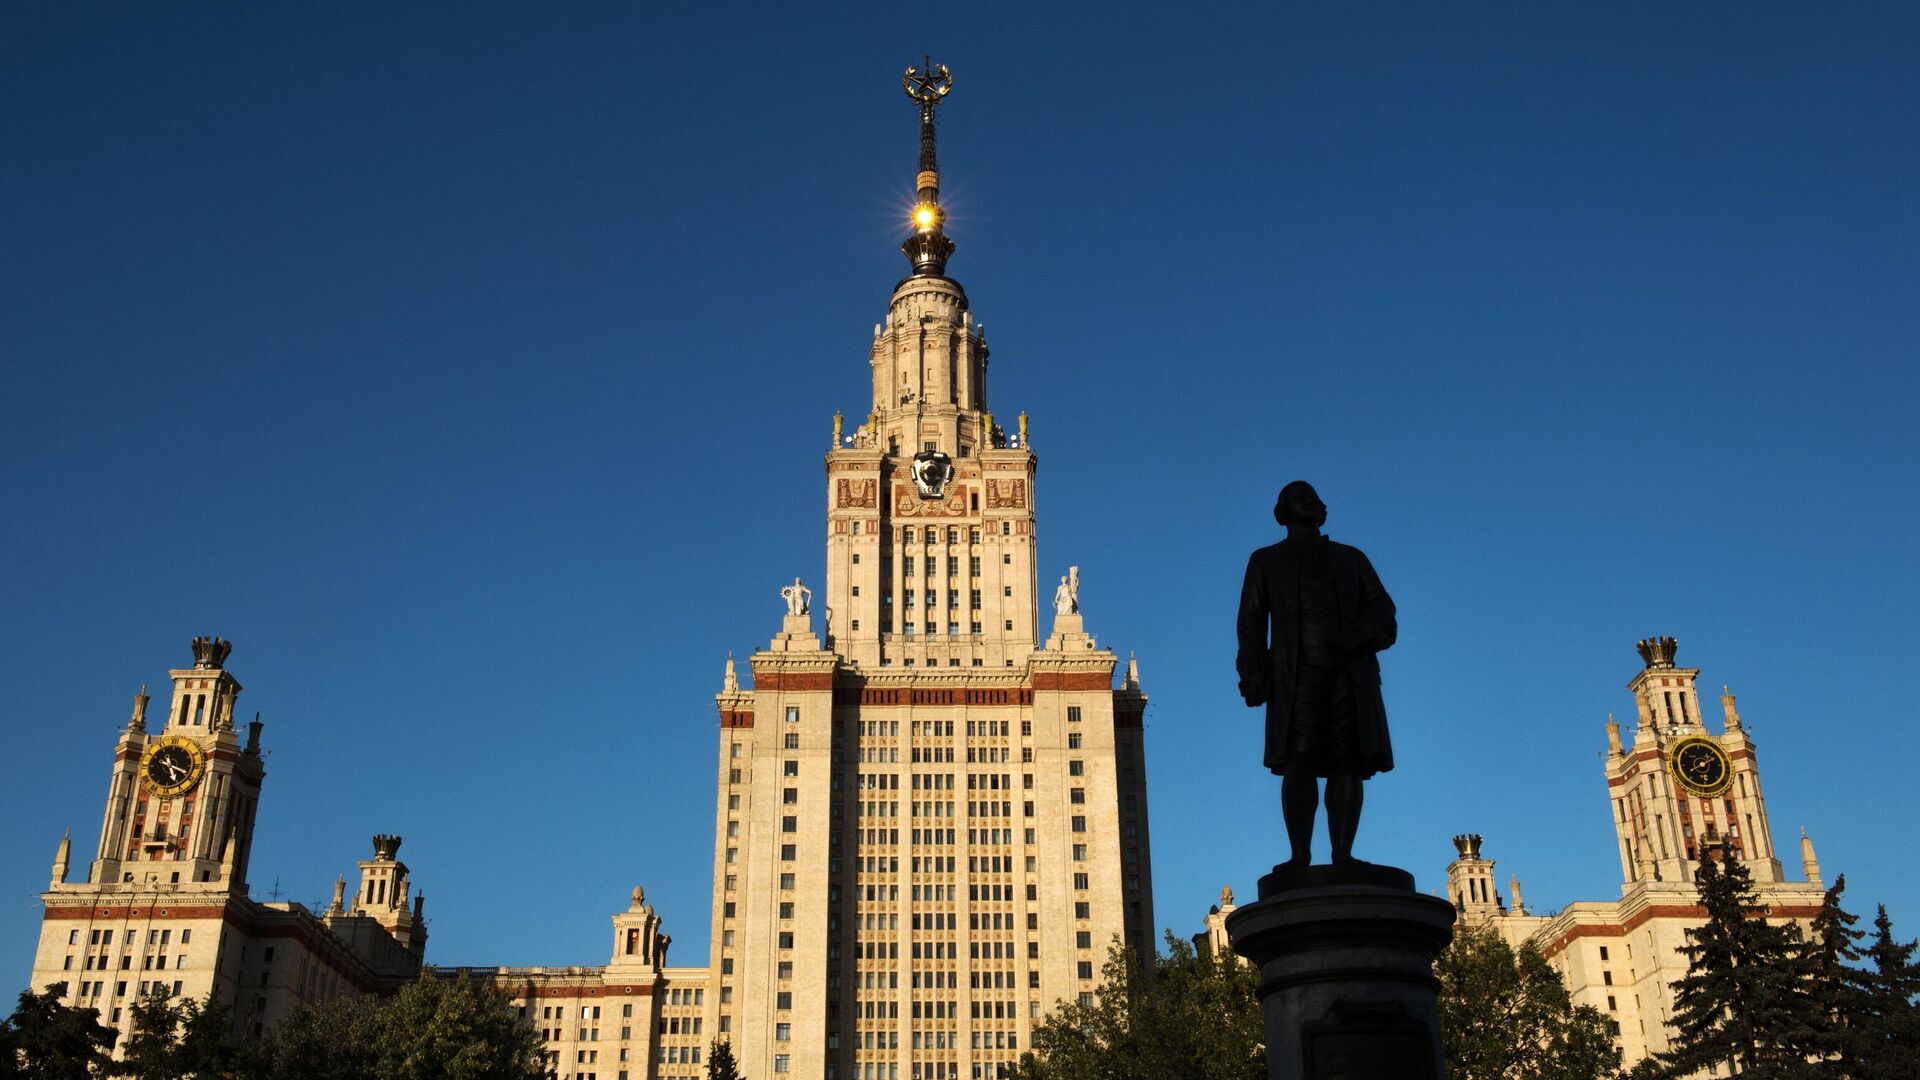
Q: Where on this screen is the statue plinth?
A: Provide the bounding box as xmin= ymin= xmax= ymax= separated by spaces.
xmin=1227 ymin=873 xmax=1453 ymax=1080
xmin=1044 ymin=612 xmax=1094 ymax=651
xmin=768 ymin=614 xmax=819 ymax=652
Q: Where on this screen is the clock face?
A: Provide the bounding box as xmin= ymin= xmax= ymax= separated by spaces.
xmin=140 ymin=736 xmax=205 ymax=799
xmin=1668 ymin=736 xmax=1733 ymax=798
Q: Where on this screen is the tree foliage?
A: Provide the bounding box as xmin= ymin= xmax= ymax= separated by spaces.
xmin=1656 ymin=850 xmax=1818 ymax=1079
xmin=1009 ymin=934 xmax=1264 ymax=1080
xmin=706 ymin=1037 xmax=743 ymax=1080
xmin=1435 ymin=923 xmax=1620 ymax=1080
xmin=254 ymin=975 xmax=544 ymax=1080
xmin=117 ymin=988 xmax=250 ymax=1079
xmin=0 ymin=985 xmax=116 ymax=1080
xmin=1847 ymin=903 xmax=1920 ymax=1079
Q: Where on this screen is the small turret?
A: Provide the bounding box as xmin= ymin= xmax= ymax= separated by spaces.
xmin=1721 ymin=685 xmax=1744 ymax=731
xmin=129 ymin=685 xmax=150 ymax=733
xmin=1800 ymin=828 xmax=1822 ymax=888
xmin=50 ymin=831 xmax=71 ymax=887
xmin=722 ymin=653 xmax=739 ymax=692
xmin=1605 ymin=713 xmax=1623 ymax=757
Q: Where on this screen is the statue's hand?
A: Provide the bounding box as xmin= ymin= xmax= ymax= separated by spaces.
xmin=1239 ymin=677 xmax=1268 ymax=708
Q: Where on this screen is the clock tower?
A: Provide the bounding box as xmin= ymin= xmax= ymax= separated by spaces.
xmin=1604 ymin=636 xmax=1782 ymax=885
xmin=90 ymin=636 xmax=264 ymax=892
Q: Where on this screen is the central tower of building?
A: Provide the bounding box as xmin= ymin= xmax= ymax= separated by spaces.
xmin=706 ymin=62 xmax=1156 ymax=1080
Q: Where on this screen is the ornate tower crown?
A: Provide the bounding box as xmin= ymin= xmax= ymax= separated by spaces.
xmin=1635 ymin=635 xmax=1678 ymax=669
xmin=901 ymin=56 xmax=956 ymax=277
xmin=191 ymin=636 xmax=233 ymax=669
xmin=1452 ymin=833 xmax=1484 ymax=859
xmin=372 ymin=834 xmax=403 ymax=861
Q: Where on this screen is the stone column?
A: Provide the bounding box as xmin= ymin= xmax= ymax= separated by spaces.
xmin=1227 ymin=865 xmax=1455 ymax=1080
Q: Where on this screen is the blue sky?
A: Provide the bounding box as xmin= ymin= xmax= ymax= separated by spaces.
xmin=4 ymin=2 xmax=1916 ymax=982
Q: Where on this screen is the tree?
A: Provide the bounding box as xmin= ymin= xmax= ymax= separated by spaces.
xmin=1434 ymin=923 xmax=1620 ymax=1080
xmin=706 ymin=1037 xmax=743 ymax=1080
xmin=1795 ymin=874 xmax=1872 ymax=1068
xmin=1849 ymin=904 xmax=1920 ymax=1079
xmin=0 ymin=985 xmax=116 ymax=1079
xmin=117 ymin=988 xmax=249 ymax=1079
xmin=1657 ymin=848 xmax=1817 ymax=1080
xmin=255 ymin=975 xmax=544 ymax=1080
xmin=1009 ymin=933 xmax=1264 ymax=1080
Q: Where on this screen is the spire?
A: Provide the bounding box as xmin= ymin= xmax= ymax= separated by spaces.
xmin=1605 ymin=712 xmax=1623 ymax=756
xmin=723 ymin=652 xmax=739 ymax=692
xmin=1800 ymin=827 xmax=1822 ymax=887
xmin=1124 ymin=652 xmax=1140 ymax=691
xmin=1509 ymin=875 xmax=1527 ymax=915
xmin=51 ymin=830 xmax=71 ymax=886
xmin=901 ymin=57 xmax=956 ymax=277
xmin=1721 ymin=684 xmax=1743 ymax=730
xmin=330 ymin=876 xmax=347 ymax=914
xmin=129 ymin=685 xmax=150 ymax=732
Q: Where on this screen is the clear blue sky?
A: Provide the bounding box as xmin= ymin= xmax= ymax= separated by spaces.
xmin=4 ymin=2 xmax=1916 ymax=983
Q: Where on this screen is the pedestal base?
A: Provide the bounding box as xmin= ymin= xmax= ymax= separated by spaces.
xmin=1226 ymin=873 xmax=1454 ymax=1080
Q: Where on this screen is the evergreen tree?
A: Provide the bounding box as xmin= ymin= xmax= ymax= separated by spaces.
xmin=1796 ymin=875 xmax=1871 ymax=1068
xmin=1658 ymin=848 xmax=1814 ymax=1080
xmin=1434 ymin=924 xmax=1620 ymax=1080
xmin=706 ymin=1037 xmax=743 ymax=1080
xmin=0 ymin=985 xmax=116 ymax=1079
xmin=1849 ymin=904 xmax=1920 ymax=1079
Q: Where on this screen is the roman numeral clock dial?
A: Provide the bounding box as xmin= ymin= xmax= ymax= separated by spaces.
xmin=139 ymin=735 xmax=206 ymax=799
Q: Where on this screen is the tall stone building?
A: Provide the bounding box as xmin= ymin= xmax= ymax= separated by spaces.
xmin=701 ymin=61 xmax=1155 ymax=1080
xmin=28 ymin=638 xmax=427 ymax=1051
xmin=445 ymin=62 xmax=1157 ymax=1080
xmin=1447 ymin=637 xmax=1826 ymax=1070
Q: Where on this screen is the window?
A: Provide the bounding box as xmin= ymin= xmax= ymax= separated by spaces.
xmin=1069 ymin=759 xmax=1084 ymax=776
xmin=784 ymin=732 xmax=800 ymax=749
xmin=1003 ymin=522 xmax=1011 ymax=535
xmin=776 ymin=992 xmax=792 ymax=1010
xmin=1072 ymin=816 xmax=1086 ymax=832
xmin=776 ymin=1023 xmax=791 ymax=1041
xmin=786 ymin=707 xmax=800 ymax=723
xmin=783 ymin=816 xmax=798 ymax=833
xmin=1078 ymin=962 xmax=1094 ymax=979
xmin=783 ymin=787 xmax=798 ymax=804
xmin=781 ymin=845 xmax=797 ymax=861
xmin=1068 ymin=733 xmax=1082 ymax=749
xmin=1070 ymin=788 xmax=1086 ymax=804
xmin=1074 ymin=872 xmax=1090 ymax=889
xmin=780 ymin=873 xmax=796 ymax=890
xmin=1068 ymin=706 xmax=1082 ymax=723
xmin=774 ymin=1055 xmax=791 ymax=1074
xmin=785 ymin=761 xmax=799 ymax=776
xmin=1075 ymin=902 xmax=1090 ymax=918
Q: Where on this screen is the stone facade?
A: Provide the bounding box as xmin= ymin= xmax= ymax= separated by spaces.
xmin=1446 ymin=638 xmax=1826 ymax=1071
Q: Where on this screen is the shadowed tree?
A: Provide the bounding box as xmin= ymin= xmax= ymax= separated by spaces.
xmin=1009 ymin=934 xmax=1264 ymax=1080
xmin=0 ymin=985 xmax=116 ymax=1080
xmin=255 ymin=975 xmax=543 ymax=1080
xmin=1434 ymin=924 xmax=1619 ymax=1080
xmin=1850 ymin=904 xmax=1920 ymax=1079
xmin=1656 ymin=849 xmax=1816 ymax=1080
xmin=116 ymin=989 xmax=248 ymax=1080
xmin=706 ymin=1037 xmax=743 ymax=1080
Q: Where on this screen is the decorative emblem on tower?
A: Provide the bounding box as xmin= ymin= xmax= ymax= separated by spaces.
xmin=910 ymin=449 xmax=954 ymax=497
xmin=191 ymin=636 xmax=233 ymax=669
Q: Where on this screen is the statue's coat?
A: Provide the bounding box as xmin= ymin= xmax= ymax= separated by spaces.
xmin=1236 ymin=537 xmax=1397 ymax=777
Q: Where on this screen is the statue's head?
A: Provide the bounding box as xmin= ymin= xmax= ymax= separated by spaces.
xmin=1273 ymin=481 xmax=1327 ymax=529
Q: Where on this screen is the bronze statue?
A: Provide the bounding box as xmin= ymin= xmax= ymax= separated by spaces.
xmin=1237 ymin=481 xmax=1396 ymax=867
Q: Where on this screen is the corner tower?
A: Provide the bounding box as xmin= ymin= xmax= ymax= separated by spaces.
xmin=1605 ymin=637 xmax=1782 ymax=885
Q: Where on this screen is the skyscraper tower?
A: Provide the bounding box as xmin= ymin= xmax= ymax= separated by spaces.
xmin=707 ymin=61 xmax=1156 ymax=1080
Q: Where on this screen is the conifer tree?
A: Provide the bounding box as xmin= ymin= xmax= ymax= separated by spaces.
xmin=1797 ymin=874 xmax=1871 ymax=1067
xmin=0 ymin=984 xmax=116 ymax=1079
xmin=706 ymin=1037 xmax=744 ymax=1080
xmin=1659 ymin=847 xmax=1813 ymax=1079
xmin=1850 ymin=904 xmax=1920 ymax=1079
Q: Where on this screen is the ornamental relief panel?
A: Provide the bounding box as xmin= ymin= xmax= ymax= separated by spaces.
xmin=836 ymin=478 xmax=878 ymax=509
xmin=986 ymin=479 xmax=1027 ymax=509
xmin=894 ymin=484 xmax=968 ymax=517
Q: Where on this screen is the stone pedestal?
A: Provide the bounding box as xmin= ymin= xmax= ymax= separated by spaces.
xmin=1226 ymin=868 xmax=1455 ymax=1080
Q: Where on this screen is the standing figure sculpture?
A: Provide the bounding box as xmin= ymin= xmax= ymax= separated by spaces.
xmin=1236 ymin=481 xmax=1396 ymax=868
xmin=781 ymin=577 xmax=812 ymax=617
